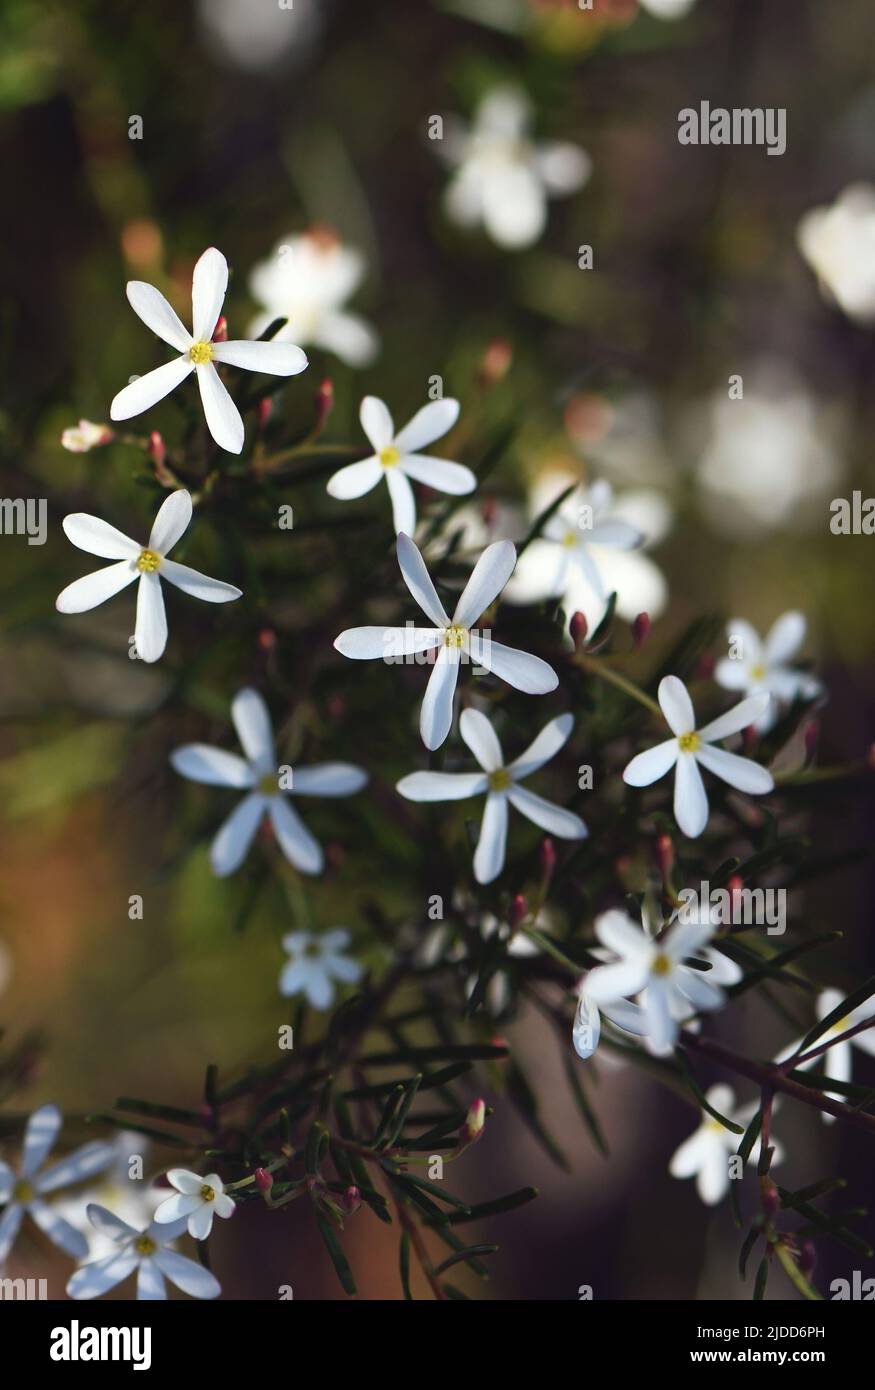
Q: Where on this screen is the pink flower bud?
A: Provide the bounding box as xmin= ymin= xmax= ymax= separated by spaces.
xmin=655 ymin=832 xmax=674 ymax=878
xmin=462 ymin=1099 xmax=486 ymax=1145
xmin=314 ymin=378 xmax=334 ymax=433
xmin=212 ymin=315 xmax=228 ymax=342
xmin=257 ymin=397 xmax=273 ymax=430
xmin=343 ymin=1185 xmax=361 ymax=1215
xmin=61 ymin=420 xmax=114 ymax=454
xmin=148 ymin=431 xmax=166 ymax=467
xmin=803 ymin=720 xmax=819 ymax=762
xmin=508 ymin=894 xmax=528 ymax=931
xmin=478 ymin=338 xmax=513 ymax=387
xmin=695 ymin=652 xmax=716 ymax=681
xmin=761 ymin=1180 xmax=779 ymax=1218
xmin=540 ymin=837 xmax=556 ymax=878
xmin=632 ymin=612 xmax=651 ymax=650
xmin=254 ymin=1168 xmax=273 ymax=1194
xmin=569 ymin=611 xmax=588 ymax=647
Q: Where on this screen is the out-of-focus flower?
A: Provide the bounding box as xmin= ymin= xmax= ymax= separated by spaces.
xmin=153 ymin=1170 xmax=234 ymax=1240
xmin=248 ymin=229 xmax=379 ymax=367
xmin=110 ymin=247 xmax=308 ymax=454
xmin=0 ymin=1104 xmax=116 ymax=1265
xmin=777 ymin=989 xmax=875 ymax=1124
xmin=623 ymin=676 xmax=773 ymax=839
xmin=279 ymin=929 xmax=363 ymax=1009
xmin=170 ymin=687 xmax=368 ymax=876
xmin=715 ymin=612 xmax=823 ymax=732
xmin=439 ymin=85 xmax=591 ymax=250
xmin=692 ymin=366 xmax=844 ymax=537
xmin=335 ymin=533 xmax=558 ymax=750
xmin=67 ymin=1203 xmax=221 ymax=1301
xmin=327 ymin=396 xmax=475 ymax=535
xmin=397 ymin=708 xmax=586 ymax=884
xmin=572 ymin=981 xmax=647 ymax=1061
xmin=197 ymin=0 xmax=322 ymax=73
xmin=61 ymin=420 xmax=114 ymax=453
xmin=669 ymin=1085 xmax=781 ymax=1206
xmin=639 ymin=0 xmax=698 ymax=19
xmin=56 ymin=489 xmax=242 ymax=664
xmin=466 ymin=910 xmax=540 ymax=1015
xmin=797 ymin=183 xmax=875 ymax=323
xmin=506 ymin=475 xmax=669 ymax=635
xmin=52 ymin=1133 xmax=159 ymax=1260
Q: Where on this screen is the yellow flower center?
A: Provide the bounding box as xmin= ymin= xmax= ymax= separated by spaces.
xmin=379 ymin=446 xmax=400 ymax=468
xmin=678 ymin=732 xmax=700 ymax=753
xmin=651 ymin=952 xmax=672 ymax=977
xmin=135 ymin=1235 xmax=156 ymax=1256
xmin=562 ymin=530 xmax=578 ymax=547
xmin=13 ymin=1179 xmax=33 ymax=1203
xmin=200 ymin=1183 xmax=216 ymax=1202
xmin=188 ymin=340 xmax=214 ymax=365
xmin=258 ymin=773 xmax=278 ymax=796
xmin=488 ymin=768 xmax=511 ymax=792
xmin=444 ymin=624 xmax=467 ymax=648
xmin=137 ymin=549 xmax=161 ymax=573
xmin=750 ymin=663 xmax=766 ymax=681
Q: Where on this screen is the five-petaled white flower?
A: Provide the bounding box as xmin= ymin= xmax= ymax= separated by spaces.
xmin=326 ymin=396 xmax=475 ymax=536
xmin=623 ymin=676 xmax=774 ymax=839
xmin=796 ymin=183 xmax=875 ymax=324
xmin=67 ymin=1203 xmax=221 ymax=1301
xmin=279 ymin=929 xmax=363 ymax=1009
xmin=396 ymin=707 xmax=586 ymax=884
xmin=715 ymin=612 xmax=822 ymax=732
xmin=248 ymin=228 xmax=379 ymax=367
xmin=440 ymin=86 xmax=591 ymax=250
xmin=153 ymin=1169 xmax=234 ymax=1240
xmin=777 ymin=988 xmax=875 ymax=1124
xmin=0 ymin=1104 xmax=116 ymax=1265
xmin=334 ymin=533 xmax=558 ymax=750
xmin=61 ymin=420 xmax=113 ymax=453
xmin=110 ymin=246 xmax=308 ymax=454
xmin=669 ymin=1085 xmax=781 ymax=1206
xmin=584 ymin=908 xmax=726 ymax=1056
xmin=171 ymin=687 xmax=368 ymax=876
xmin=56 ymin=489 xmax=242 ymax=664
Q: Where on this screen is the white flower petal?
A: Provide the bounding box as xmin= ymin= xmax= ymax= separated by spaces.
xmin=459 ymin=707 xmax=504 ymax=772
xmin=153 ymin=1193 xmax=201 ymax=1224
xmin=85 ymin=1202 xmax=139 ymax=1243
xmin=396 ymin=533 xmax=450 ymax=627
xmin=159 ymin=559 xmax=242 ymax=603
xmin=420 ymin=646 xmax=460 ymax=749
xmin=394 ymin=399 xmax=460 ymax=453
xmin=507 ymin=784 xmax=587 ymax=839
xmin=697 ymin=693 xmax=770 ymax=743
xmin=61 ymin=514 xmax=140 ymax=560
xmin=724 ymin=618 xmax=763 ymax=667
xmin=269 ymin=797 xmax=324 ymax=874
xmin=168 ymin=1169 xmax=209 ymax=1195
xmin=0 ymin=1204 xmax=23 ymax=1262
xmin=312 ymin=311 xmax=379 ymax=367
xmin=473 ymin=793 xmax=509 ymax=884
xmin=232 ymin=687 xmax=275 ymax=764
xmin=56 ymin=561 xmax=138 ymax=614
xmin=196 ymin=362 xmax=244 ymax=454
xmin=400 ymin=454 xmax=476 ymax=496
xmin=585 ymin=958 xmax=650 ymax=1004
xmin=305 ymin=966 xmax=336 ymax=1011
xmin=698 ymin=1143 xmax=731 ymax=1205
xmin=37 ymin=1140 xmax=116 ymax=1193
xmin=67 ymin=1249 xmax=140 ymax=1300
xmin=211 ymin=339 xmax=307 ymax=375
xmin=694 ymin=743 xmax=774 ymax=795
xmin=326 ymin=457 xmax=383 ymax=500
xmin=188 ymin=1202 xmax=214 ymax=1241
xmin=453 ymin=539 xmax=517 ymax=627
xmin=334 ymin=625 xmax=441 ymax=659
xmin=396 ymin=771 xmax=488 ymax=801
xmin=714 ymin=657 xmax=751 ymax=692
xmin=508 ymin=713 xmax=574 ymax=780
xmin=126 ymin=281 xmax=192 ymax=353
xmin=669 ymin=1129 xmax=710 ymax=1179
xmin=0 ymin=1161 xmax=14 ymax=1203
xmin=360 ymin=395 xmax=394 ymax=451
xmin=191 ymin=247 xmax=229 ymax=341
xmin=642 ymin=978 xmax=677 ymax=1055
xmin=110 ymin=357 xmax=194 ymax=421
xmin=21 ymin=1103 xmax=61 ymax=1177
xmin=764 ymin=611 xmax=806 ymax=665
xmin=469 ymin=635 xmax=558 ymax=694
xmin=210 ymin=792 xmax=266 ymax=876
xmin=601 ymin=997 xmax=649 ymax=1036
xmin=170 ymin=744 xmax=254 ymax=789
xmin=386 ymin=467 xmax=416 ymax=536
xmin=594 ymin=911 xmax=651 ymax=961
xmin=149 ymin=489 xmax=192 ymax=554
xmin=658 ymin=675 xmax=696 ymax=736
xmin=623 ymin=738 xmax=678 ymax=787
xmin=482 ymin=165 xmax=547 ymax=249
xmin=572 ymin=991 xmax=601 ymax=1060
xmin=29 ymin=1199 xmax=89 ymax=1259
xmin=137 ymin=1258 xmax=168 ymax=1300
xmin=134 ymin=572 xmax=168 ymax=663
xmin=534 ymin=141 xmax=592 ymax=195
xmin=586 ymin=519 xmax=642 ymax=550
xmin=153 ymin=1248 xmax=221 ymax=1299
xmin=288 ymin=764 xmax=368 ymax=796
xmin=673 ymin=754 xmax=709 ymax=838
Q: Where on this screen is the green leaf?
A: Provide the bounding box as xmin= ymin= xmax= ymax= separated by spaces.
xmin=429 ymin=1186 xmax=538 ymax=1226
xmin=359 ymin=1043 xmax=508 ymax=1064
xmin=753 ymin=1257 xmax=769 ymax=1301
xmin=505 ymin=1059 xmax=570 ymax=1171
xmin=381 ymin=1074 xmax=422 ymax=1149
xmin=739 ymin=1220 xmax=763 ymax=1281
xmin=399 ymin=1232 xmax=412 ymax=1300
xmin=675 ymin=1053 xmax=743 ymax=1133
xmin=86 ymin=1113 xmax=190 ymax=1147
xmin=314 ymin=1210 xmax=357 ymax=1296
xmin=779 ymin=1178 xmax=847 ymax=1211
xmin=796 ymin=975 xmax=875 ymax=1056
xmin=562 ymin=1052 xmax=608 ymax=1156
xmin=115 ymin=1097 xmax=204 ymax=1128
xmin=434 ymin=1244 xmax=498 ymax=1276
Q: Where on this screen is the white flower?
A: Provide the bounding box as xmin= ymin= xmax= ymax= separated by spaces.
xmin=623 ymin=676 xmax=774 ymax=839
xmin=110 ymin=246 xmax=308 ymax=454
xmin=640 ymin=0 xmax=698 ymax=18
xmin=0 ymin=1104 xmax=116 ymax=1265
xmin=669 ymin=1085 xmax=781 ymax=1206
xmin=326 ymin=396 xmax=475 ymax=536
xmin=55 ymin=489 xmax=242 ymax=664
xmin=397 ymin=707 xmax=586 ymax=884
xmin=572 ymin=984 xmax=648 ymax=1061
xmin=248 ymin=229 xmax=378 ymax=367
xmin=61 ymin=420 xmax=113 ymax=453
xmin=777 ymin=988 xmax=875 ymax=1124
xmin=440 ymin=85 xmax=591 ymax=250
xmin=171 ymin=687 xmax=367 ymax=877
xmin=51 ymin=1132 xmax=160 ymax=1260
xmin=335 ymin=533 xmax=558 ymax=750
xmin=153 ymin=1169 xmax=234 ymax=1240
xmin=279 ymin=928 xmax=363 ymax=1009
xmin=584 ymin=908 xmax=728 ymax=1056
xmin=67 ymin=1203 xmax=221 ymax=1301
xmin=715 ymin=612 xmax=823 ymax=732
xmin=797 ymin=183 xmax=875 ymax=324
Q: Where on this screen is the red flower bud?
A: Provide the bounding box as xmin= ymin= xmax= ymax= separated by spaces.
xmin=799 ymin=1240 xmax=817 ymax=1279
xmin=632 ymin=612 xmax=651 ymax=650
xmin=696 ymin=652 xmax=716 ymax=681
xmin=461 ymin=1099 xmax=486 ymax=1145
xmin=314 ymin=378 xmax=334 ymax=433
xmin=258 ymin=627 xmax=277 ymax=651
xmin=254 ymin=1168 xmax=273 ymax=1194
xmin=569 ymin=611 xmax=588 ymax=647
xmin=803 ymin=719 xmax=819 ymax=763
xmin=257 ymin=397 xmax=273 ymax=430
xmin=508 ymin=894 xmax=528 ymax=931
xmin=655 ymin=832 xmax=674 ymax=878
xmin=343 ymin=1185 xmax=361 ymax=1215
xmin=148 ymin=431 xmax=166 ymax=467
xmin=212 ymin=315 xmax=228 ymax=342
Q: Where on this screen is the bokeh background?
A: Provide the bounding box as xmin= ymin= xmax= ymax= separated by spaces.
xmin=0 ymin=0 xmax=873 ymax=1299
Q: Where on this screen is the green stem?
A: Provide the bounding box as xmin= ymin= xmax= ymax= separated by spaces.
xmin=574 ymin=655 xmax=661 ymax=716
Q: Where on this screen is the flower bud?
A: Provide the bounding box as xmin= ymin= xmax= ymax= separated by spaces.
xmin=540 ymin=837 xmax=556 ymax=879
xmin=314 ymin=378 xmax=334 ymax=433
xmin=761 ymin=1179 xmax=779 ymax=1218
xmin=257 ymin=397 xmax=273 ymax=431
xmin=569 ymin=611 xmax=588 ymax=647
xmin=478 ymin=338 xmax=513 ymax=388
xmin=461 ymin=1099 xmax=486 ymax=1145
xmin=632 ymin=612 xmax=651 ymax=650
xmin=343 ymin=1185 xmax=361 ymax=1215
xmin=508 ymin=894 xmax=528 ymax=931
xmin=212 ymin=315 xmax=228 ymax=342
xmin=655 ymin=832 xmax=674 ymax=879
xmin=148 ymin=431 xmax=166 ymax=468
xmin=61 ymin=420 xmax=114 ymax=454
xmin=254 ymin=1167 xmax=273 ymax=1194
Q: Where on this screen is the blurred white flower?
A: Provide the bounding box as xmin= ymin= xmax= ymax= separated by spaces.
xmin=279 ymin=928 xmax=363 ymax=1009
xmin=197 ymin=0 xmax=321 ymax=73
xmin=56 ymin=489 xmax=242 ymax=664
xmin=623 ymin=676 xmax=773 ymax=839
xmin=439 ymin=85 xmax=591 ymax=249
xmin=572 ymin=982 xmax=648 ymax=1061
xmin=248 ymin=229 xmax=379 ymax=367
xmin=506 ymin=476 xmax=670 ymax=633
xmin=153 ymin=1169 xmax=234 ymax=1240
xmin=397 ymin=707 xmax=586 ymax=884
xmin=693 ymin=366 xmax=845 ymax=537
xmin=171 ymin=687 xmax=368 ymax=876
xmin=797 ymin=183 xmax=875 ymax=323
xmin=68 ymin=1203 xmax=220 ymax=1301
xmin=327 ymin=396 xmax=475 ymax=535
xmin=715 ymin=612 xmax=823 ymax=732
xmin=466 ymin=912 xmax=540 ymax=1016
xmin=776 ymin=988 xmax=875 ymax=1124
xmin=640 ymin=0 xmax=698 ymax=18
xmin=669 ymin=1085 xmax=781 ymax=1206
xmin=61 ymin=420 xmax=113 ymax=453
xmin=0 ymin=1104 xmax=116 ymax=1265
xmin=111 ymin=246 xmax=308 ymax=454
xmin=52 ymin=1132 xmax=160 ymax=1260
xmin=334 ymin=533 xmax=558 ymax=750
